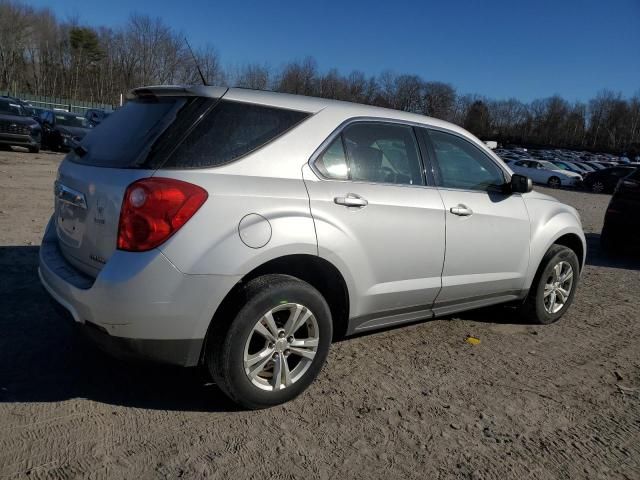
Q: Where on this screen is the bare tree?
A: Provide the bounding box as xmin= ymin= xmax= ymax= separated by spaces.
xmin=1 ymin=0 xmax=638 ymax=153
xmin=422 ymin=81 xmax=456 ymax=121
xmin=235 ymin=63 xmax=269 ymax=90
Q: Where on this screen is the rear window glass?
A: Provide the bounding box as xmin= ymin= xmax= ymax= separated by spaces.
xmin=160 ymin=101 xmax=309 ymax=168
xmin=69 ymin=97 xmax=187 ymax=168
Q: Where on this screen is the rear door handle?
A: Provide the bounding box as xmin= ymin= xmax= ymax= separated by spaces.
xmin=334 ymin=193 xmax=368 ymax=208
xmin=450 ymin=204 xmax=473 ymax=216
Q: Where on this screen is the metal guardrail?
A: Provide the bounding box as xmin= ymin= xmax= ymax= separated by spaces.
xmin=2 ymin=91 xmax=116 ymax=114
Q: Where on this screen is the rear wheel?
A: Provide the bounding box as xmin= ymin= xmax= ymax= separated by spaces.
xmin=519 ymin=245 xmax=579 ymax=324
xmin=28 ymin=144 xmax=40 ymax=153
xmin=206 ymin=274 xmax=332 ymax=409
xmin=547 ymin=176 xmax=561 ymax=188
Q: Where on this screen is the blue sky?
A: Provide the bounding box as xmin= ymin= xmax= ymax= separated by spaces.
xmin=26 ymin=0 xmax=640 ymax=102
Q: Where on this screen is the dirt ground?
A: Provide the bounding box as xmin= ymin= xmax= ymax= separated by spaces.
xmin=0 ymin=147 xmax=639 ymax=480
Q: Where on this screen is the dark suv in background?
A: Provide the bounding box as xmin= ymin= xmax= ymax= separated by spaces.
xmin=39 ymin=110 xmax=91 ymax=151
xmin=0 ymin=96 xmax=42 ymax=153
xmin=602 ymin=168 xmax=640 ymax=252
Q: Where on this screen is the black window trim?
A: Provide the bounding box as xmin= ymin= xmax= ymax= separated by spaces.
xmin=309 ymin=117 xmax=432 ymax=188
xmin=420 ymin=126 xmax=512 ymax=194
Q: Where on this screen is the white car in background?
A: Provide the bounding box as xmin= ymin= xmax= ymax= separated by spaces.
xmin=509 ymin=159 xmax=582 ymax=188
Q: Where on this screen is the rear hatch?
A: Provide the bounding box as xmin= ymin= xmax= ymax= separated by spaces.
xmin=54 ymin=86 xmax=227 ymax=277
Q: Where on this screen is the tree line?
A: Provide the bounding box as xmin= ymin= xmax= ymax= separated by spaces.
xmin=1 ymin=0 xmax=639 ymax=154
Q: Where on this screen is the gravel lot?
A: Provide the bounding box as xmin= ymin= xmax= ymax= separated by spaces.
xmin=0 ymin=148 xmax=639 ymax=479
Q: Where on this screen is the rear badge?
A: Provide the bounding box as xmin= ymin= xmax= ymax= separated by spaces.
xmin=89 ymin=254 xmax=106 ymax=264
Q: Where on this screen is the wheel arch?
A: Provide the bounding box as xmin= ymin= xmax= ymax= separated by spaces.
xmin=201 ymin=254 xmax=351 ymax=363
xmin=553 ymin=233 xmax=585 ymax=271
xmin=525 ymin=201 xmax=587 ymax=289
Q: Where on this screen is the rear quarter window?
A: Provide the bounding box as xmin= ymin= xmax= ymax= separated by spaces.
xmin=161 ymin=101 xmax=310 ymax=168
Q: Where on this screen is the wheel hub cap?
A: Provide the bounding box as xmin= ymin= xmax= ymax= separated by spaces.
xmin=275 ymin=338 xmax=288 ymax=352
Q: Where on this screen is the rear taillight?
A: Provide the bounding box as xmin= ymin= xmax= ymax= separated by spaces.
xmin=117 ymin=178 xmax=208 ymax=252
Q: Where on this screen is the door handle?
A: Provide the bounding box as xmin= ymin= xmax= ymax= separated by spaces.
xmin=334 ymin=193 xmax=368 ymax=208
xmin=450 ymin=204 xmax=473 ymax=216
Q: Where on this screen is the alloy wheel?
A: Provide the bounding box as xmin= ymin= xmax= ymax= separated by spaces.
xmin=243 ymin=303 xmax=319 ymax=391
xmin=592 ymin=181 xmax=604 ymax=193
xmin=543 ymin=261 xmax=574 ymax=314
xmin=548 ymin=177 xmax=561 ymax=188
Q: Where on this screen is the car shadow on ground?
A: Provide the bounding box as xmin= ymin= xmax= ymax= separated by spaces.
xmin=0 ymin=246 xmax=239 ymax=413
xmin=2 ymin=236 xmax=637 ymax=412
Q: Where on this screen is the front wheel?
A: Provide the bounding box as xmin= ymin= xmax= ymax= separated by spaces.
xmin=206 ymin=274 xmax=332 ymax=409
xmin=591 ymin=181 xmax=605 ymax=193
xmin=547 ymin=176 xmax=561 ymax=188
xmin=519 ymin=245 xmax=580 ymax=324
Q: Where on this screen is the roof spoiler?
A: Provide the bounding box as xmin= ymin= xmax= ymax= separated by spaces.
xmin=128 ymin=85 xmax=228 ymax=100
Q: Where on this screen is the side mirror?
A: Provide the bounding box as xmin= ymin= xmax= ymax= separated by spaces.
xmin=511 ymin=174 xmax=532 ymax=193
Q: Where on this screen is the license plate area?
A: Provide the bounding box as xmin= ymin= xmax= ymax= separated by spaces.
xmin=55 ymin=182 xmax=88 ymax=248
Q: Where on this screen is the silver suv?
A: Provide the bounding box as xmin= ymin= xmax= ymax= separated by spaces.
xmin=39 ymin=86 xmax=585 ymax=408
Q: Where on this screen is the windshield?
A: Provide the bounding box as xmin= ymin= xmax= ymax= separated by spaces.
xmin=56 ymin=113 xmax=90 ymax=128
xmin=552 ymin=162 xmax=569 ymax=170
xmin=539 ymin=161 xmax=559 ymax=170
xmin=0 ymin=99 xmax=25 ymax=116
xmin=566 ymin=162 xmax=586 ymax=171
xmin=575 ymin=162 xmax=595 ymax=172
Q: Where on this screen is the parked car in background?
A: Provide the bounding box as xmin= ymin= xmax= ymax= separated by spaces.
xmin=39 ymin=85 xmax=586 ymax=409
xmin=601 ymin=168 xmax=640 ymax=251
xmin=85 ymin=108 xmax=111 ymax=126
xmin=583 ymin=166 xmax=637 ymax=193
xmin=39 ymin=110 xmax=91 ymax=151
xmin=509 ymin=159 xmax=582 ymax=188
xmin=29 ymin=106 xmax=49 ymax=121
xmin=0 ymin=97 xmax=41 ymax=152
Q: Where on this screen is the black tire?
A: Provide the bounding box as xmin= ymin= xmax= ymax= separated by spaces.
xmin=519 ymin=245 xmax=580 ymax=324
xmin=206 ymin=274 xmax=332 ymax=409
xmin=547 ymin=176 xmax=561 ymax=188
xmin=28 ymin=145 xmax=40 ymax=153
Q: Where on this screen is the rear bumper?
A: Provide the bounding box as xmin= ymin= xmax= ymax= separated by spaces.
xmin=39 ymin=217 xmax=241 ymax=366
xmin=50 ymin=298 xmax=204 ymax=365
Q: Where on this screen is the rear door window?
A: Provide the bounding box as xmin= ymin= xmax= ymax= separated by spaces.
xmin=313 ymin=123 xmax=424 ymax=186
